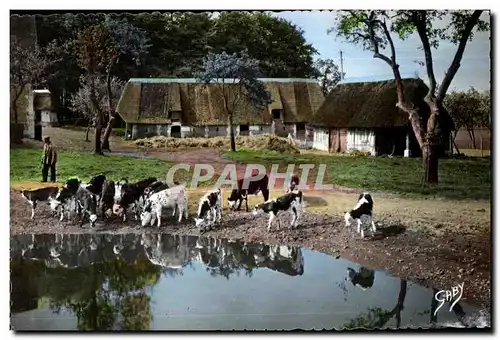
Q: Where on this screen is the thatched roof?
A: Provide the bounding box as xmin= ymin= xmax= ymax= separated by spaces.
xmin=116 ymin=78 xmax=324 ymax=125
xmin=311 ymin=78 xmax=430 ymax=128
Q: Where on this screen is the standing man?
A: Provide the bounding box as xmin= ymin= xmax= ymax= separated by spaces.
xmin=41 ymin=136 xmax=58 ymax=183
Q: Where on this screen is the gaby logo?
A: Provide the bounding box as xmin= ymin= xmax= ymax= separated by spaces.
xmin=434 ymin=282 xmax=464 ymax=316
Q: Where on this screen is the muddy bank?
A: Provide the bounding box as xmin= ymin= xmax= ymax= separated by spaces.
xmin=10 ymin=190 xmax=490 ymax=310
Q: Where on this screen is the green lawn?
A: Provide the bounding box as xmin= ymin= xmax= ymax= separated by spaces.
xmin=10 ymin=148 xmax=193 ymax=185
xmin=224 ymin=149 xmax=491 ymax=201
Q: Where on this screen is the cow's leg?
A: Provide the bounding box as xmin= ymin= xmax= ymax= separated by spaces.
xmin=80 ymin=211 xmax=87 ymax=228
xmin=244 ymin=197 xmax=249 ymax=212
xmin=290 ymin=207 xmax=297 ymax=228
xmin=370 ymin=215 xmax=377 ymax=233
xmin=262 ymin=189 xmax=269 ymax=202
xmin=183 ymin=199 xmax=188 ymax=219
xmin=155 ymin=206 xmax=163 ymax=228
xmin=30 ymin=200 xmax=37 ymax=219
xmin=172 ymin=205 xmax=177 ymax=217
xmin=177 ymin=204 xmax=183 ymax=223
xmin=357 ymin=219 xmax=364 ymax=238
xmin=267 ymin=212 xmax=276 ymax=232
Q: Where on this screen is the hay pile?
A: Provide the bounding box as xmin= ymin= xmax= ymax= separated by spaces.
xmin=134 ymin=134 xmax=300 ymax=154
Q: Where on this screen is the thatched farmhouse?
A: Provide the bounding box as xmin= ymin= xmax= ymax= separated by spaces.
xmin=115 ymin=78 xmax=324 ymax=140
xmin=310 ymin=78 xmax=452 ymax=157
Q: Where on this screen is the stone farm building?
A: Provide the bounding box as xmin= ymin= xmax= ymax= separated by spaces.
xmin=310 ymin=78 xmax=453 ymax=157
xmin=115 ymin=78 xmax=324 ymax=141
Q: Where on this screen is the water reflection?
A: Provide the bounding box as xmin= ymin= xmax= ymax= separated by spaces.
xmin=10 ymin=233 xmax=488 ymax=331
xmin=11 ymin=233 xmax=304 ymax=331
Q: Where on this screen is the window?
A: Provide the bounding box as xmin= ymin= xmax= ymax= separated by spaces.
xmin=272 ymin=109 xmax=282 ymax=120
xmin=296 ymin=123 xmax=306 ymax=139
xmin=216 ymin=127 xmax=219 ymax=132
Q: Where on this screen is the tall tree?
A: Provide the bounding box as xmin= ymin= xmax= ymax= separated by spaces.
xmin=313 ymin=58 xmax=344 ymax=96
xmin=209 ymin=12 xmax=318 ymax=78
xmin=445 ymin=87 xmax=490 ymax=149
xmin=332 ymin=10 xmax=489 ymax=183
xmin=70 ymin=75 xmax=125 ymax=142
xmin=74 ymin=19 xmax=150 ymax=153
xmin=10 ymin=35 xmax=59 ymax=124
xmin=197 ymin=51 xmax=272 ymax=152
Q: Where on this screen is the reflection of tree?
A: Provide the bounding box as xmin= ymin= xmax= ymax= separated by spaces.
xmin=343 ymin=279 xmax=407 ymax=329
xmin=120 ymin=293 xmax=152 ymax=331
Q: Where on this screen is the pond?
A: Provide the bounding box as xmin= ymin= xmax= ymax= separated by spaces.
xmin=10 ymin=233 xmax=490 ymax=331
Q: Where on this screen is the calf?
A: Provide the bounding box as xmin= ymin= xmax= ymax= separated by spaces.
xmin=144 ymin=181 xmax=170 ymax=198
xmin=86 ymin=174 xmax=107 ymax=199
xmin=99 ymin=180 xmax=115 ymax=219
xmin=252 ymin=191 xmax=303 ymax=231
xmin=344 ymin=192 xmax=376 ymax=238
xmin=21 ymin=186 xmax=59 ymax=219
xmin=286 ymin=174 xmax=300 ymax=193
xmin=140 ymin=185 xmax=189 ymax=228
xmin=227 ymin=174 xmax=270 ymax=212
xmin=114 ymin=177 xmax=157 ymax=222
xmin=74 ymin=185 xmax=98 ymax=228
xmin=194 ymin=188 xmax=223 ymax=232
xmin=49 ymin=178 xmax=81 ymax=222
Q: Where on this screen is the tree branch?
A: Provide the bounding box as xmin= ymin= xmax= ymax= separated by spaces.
xmin=436 ymin=10 xmax=483 ymax=101
xmin=414 ymin=11 xmax=438 ymax=99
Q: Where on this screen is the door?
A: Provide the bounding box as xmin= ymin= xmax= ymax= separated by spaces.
xmin=34 ymin=109 xmax=42 ymax=141
xmin=170 ymin=125 xmax=181 ymax=138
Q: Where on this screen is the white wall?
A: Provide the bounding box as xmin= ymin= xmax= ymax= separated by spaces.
xmin=313 ymin=127 xmax=329 ymax=151
xmin=347 ymin=129 xmax=376 ymax=154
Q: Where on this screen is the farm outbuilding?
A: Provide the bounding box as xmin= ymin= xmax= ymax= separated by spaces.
xmin=310 ymin=78 xmax=453 ymax=157
xmin=115 ymin=78 xmax=324 ymax=141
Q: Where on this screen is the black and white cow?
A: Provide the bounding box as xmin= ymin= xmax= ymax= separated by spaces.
xmin=286 ymin=173 xmax=300 ymax=194
xmin=21 ymin=186 xmax=59 ymax=219
xmin=144 ymin=181 xmax=170 ymax=198
xmin=347 ymin=267 xmax=375 ymax=291
xmin=85 ymin=174 xmax=107 ymax=200
xmin=140 ymin=185 xmax=189 ymax=228
xmin=114 ymin=178 xmax=129 ymax=204
xmin=49 ymin=178 xmax=81 ymax=222
xmin=194 ymin=188 xmax=223 ymax=232
xmin=74 ymin=185 xmax=99 ymax=228
xmin=99 ymin=180 xmax=115 ymax=219
xmin=113 ymin=177 xmax=157 ymax=222
xmin=252 ymin=191 xmax=303 ymax=231
xmin=227 ymin=174 xmax=270 ymax=212
xmin=344 ymin=192 xmax=377 ymax=238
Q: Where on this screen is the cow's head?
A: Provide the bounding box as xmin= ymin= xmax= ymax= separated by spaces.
xmin=227 ymin=189 xmax=242 ymax=210
xmin=140 ymin=210 xmax=153 ymax=227
xmin=89 ymin=214 xmax=98 ymax=227
xmin=48 ymin=197 xmax=62 ymax=215
xmin=194 ymin=217 xmax=205 ymax=229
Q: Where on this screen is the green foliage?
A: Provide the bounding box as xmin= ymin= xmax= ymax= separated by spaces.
xmin=313 ymin=58 xmax=343 ymax=96
xmin=445 ymin=88 xmax=490 ymax=131
xmin=224 ymin=149 xmax=491 ymax=200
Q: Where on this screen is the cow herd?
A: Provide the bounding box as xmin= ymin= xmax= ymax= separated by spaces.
xmin=20 ymin=172 xmax=377 ymax=237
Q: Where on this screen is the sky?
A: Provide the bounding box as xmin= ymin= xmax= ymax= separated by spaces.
xmin=271 ymin=11 xmax=491 ymax=92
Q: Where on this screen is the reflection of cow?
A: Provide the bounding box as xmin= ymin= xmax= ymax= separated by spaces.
xmin=140 ymin=234 xmax=195 ymax=269
xmin=347 ymin=267 xmax=375 ymax=290
xmin=193 ymin=237 xmax=304 ymax=277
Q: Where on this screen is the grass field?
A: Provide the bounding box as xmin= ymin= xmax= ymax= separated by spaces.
xmin=225 ymin=149 xmax=491 ymax=201
xmin=10 ymin=148 xmax=193 ymax=185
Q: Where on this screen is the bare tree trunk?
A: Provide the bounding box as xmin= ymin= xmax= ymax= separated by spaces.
xmin=228 ymin=113 xmax=236 ymax=152
xmin=85 ymin=118 xmax=91 ymax=142
xmin=95 ymin=114 xmax=103 ymax=155
xmin=470 ymin=129 xmax=476 ymax=149
xmin=430 ymin=288 xmax=438 ymax=325
xmin=101 ymin=65 xmax=116 ymax=152
xmin=452 ymin=131 xmax=461 ymax=154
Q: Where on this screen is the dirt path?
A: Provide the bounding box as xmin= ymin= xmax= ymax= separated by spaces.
xmin=10 ymin=188 xmax=491 ymax=309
